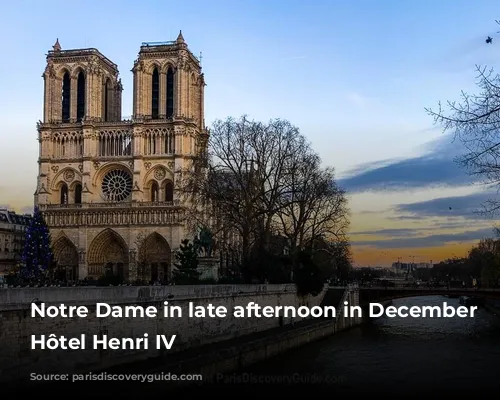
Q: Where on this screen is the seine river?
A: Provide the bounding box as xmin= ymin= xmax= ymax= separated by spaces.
xmin=238 ymin=296 xmax=500 ymax=394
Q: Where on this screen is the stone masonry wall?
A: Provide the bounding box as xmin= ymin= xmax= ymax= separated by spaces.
xmin=0 ymin=284 xmax=326 ymax=382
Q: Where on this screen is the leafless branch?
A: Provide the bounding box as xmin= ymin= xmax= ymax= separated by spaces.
xmin=177 ymin=115 xmax=351 ymax=277
xmin=426 ymin=64 xmax=500 ymax=215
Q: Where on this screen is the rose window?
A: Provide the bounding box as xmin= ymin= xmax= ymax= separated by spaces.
xmin=101 ymin=169 xmax=133 ymax=202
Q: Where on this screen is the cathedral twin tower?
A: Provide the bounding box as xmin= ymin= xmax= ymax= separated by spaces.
xmin=35 ymin=32 xmax=207 ymax=283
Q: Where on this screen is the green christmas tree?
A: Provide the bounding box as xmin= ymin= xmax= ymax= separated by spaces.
xmin=21 ymin=207 xmax=53 ymax=281
xmin=172 ymin=239 xmax=201 ymax=284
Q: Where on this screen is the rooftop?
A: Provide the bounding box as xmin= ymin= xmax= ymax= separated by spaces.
xmin=0 ymin=209 xmax=32 ymax=225
xmin=141 ymin=41 xmax=176 ymax=47
xmin=137 ymin=31 xmax=200 ymax=64
xmin=47 ymin=39 xmax=118 ymax=72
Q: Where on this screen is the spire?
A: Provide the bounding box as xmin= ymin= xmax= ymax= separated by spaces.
xmin=176 ymin=30 xmax=185 ymax=44
xmin=52 ymin=38 xmax=61 ymax=52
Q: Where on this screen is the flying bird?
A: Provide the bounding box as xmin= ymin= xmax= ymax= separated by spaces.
xmin=486 ymin=36 xmax=493 ymax=44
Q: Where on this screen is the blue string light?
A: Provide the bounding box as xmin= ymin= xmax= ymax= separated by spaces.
xmin=21 ymin=207 xmax=53 ymax=280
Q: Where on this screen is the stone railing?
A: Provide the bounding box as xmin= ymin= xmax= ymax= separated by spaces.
xmin=0 ymin=284 xmax=301 ymax=309
xmin=38 ymin=114 xmax=200 ymax=129
xmin=38 ymin=201 xmax=181 ymax=211
xmin=42 ymin=208 xmax=184 ymax=228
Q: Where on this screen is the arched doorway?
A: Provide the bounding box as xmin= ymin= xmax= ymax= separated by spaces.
xmin=52 ymin=236 xmax=79 ymax=281
xmin=137 ymin=232 xmax=171 ymax=283
xmin=87 ymin=229 xmax=129 ymax=280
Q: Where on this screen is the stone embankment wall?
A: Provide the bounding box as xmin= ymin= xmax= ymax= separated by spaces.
xmin=156 ymin=284 xmax=363 ymax=380
xmin=0 ymin=284 xmax=326 ymax=382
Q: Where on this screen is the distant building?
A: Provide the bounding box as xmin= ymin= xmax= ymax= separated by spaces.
xmin=391 ymin=261 xmax=433 ymax=275
xmin=391 ymin=262 xmax=411 ymax=275
xmin=0 ymin=209 xmax=32 ymax=276
xmin=392 ymin=262 xmax=408 ymax=270
xmin=415 ymin=262 xmax=433 ymax=269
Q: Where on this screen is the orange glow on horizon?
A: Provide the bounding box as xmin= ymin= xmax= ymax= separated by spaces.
xmin=352 ymin=242 xmax=473 ymax=267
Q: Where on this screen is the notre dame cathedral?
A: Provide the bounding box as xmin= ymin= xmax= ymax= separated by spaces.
xmin=34 ymin=32 xmax=207 ymax=283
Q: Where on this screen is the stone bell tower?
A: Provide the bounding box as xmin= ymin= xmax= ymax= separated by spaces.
xmin=35 ymin=33 xmax=208 ymax=283
xmin=132 ymin=31 xmax=205 ymax=126
xmin=41 ymin=38 xmax=122 ymax=124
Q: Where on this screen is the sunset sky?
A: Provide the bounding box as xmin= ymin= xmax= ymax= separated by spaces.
xmin=0 ymin=0 xmax=499 ymax=267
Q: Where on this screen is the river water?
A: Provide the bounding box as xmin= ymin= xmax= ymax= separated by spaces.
xmin=238 ymin=296 xmax=500 ymax=394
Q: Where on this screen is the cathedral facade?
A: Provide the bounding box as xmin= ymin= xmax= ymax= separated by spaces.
xmin=35 ymin=32 xmax=207 ymax=283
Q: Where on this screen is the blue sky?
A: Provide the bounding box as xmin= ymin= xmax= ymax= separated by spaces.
xmin=0 ymin=0 xmax=499 ymax=265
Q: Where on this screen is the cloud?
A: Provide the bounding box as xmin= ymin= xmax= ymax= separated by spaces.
xmin=339 ymin=134 xmax=473 ymax=193
xmin=342 ymin=158 xmax=398 ymax=177
xmin=393 ymin=190 xmax=495 ymax=220
xmin=357 ymin=209 xmax=386 ymax=215
xmin=387 ymin=215 xmax=422 ymax=221
xmin=352 ymin=228 xmax=422 ymax=237
xmin=340 ymin=156 xmax=469 ymax=192
xmin=352 ymin=220 xmax=491 ymax=239
xmin=351 ymin=227 xmax=494 ymax=249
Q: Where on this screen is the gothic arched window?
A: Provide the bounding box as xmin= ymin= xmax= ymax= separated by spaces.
xmin=61 ymin=72 xmax=71 ymax=122
xmin=165 ymin=181 xmax=173 ymax=202
xmin=152 ymin=67 xmax=159 ymax=119
xmin=76 ymin=71 xmax=85 ymax=122
xmin=75 ymin=183 xmax=82 ymax=204
xmin=104 ymin=79 xmax=110 ymax=122
xmin=166 ymin=67 xmax=174 ymax=118
xmin=151 ymin=181 xmax=159 ymax=202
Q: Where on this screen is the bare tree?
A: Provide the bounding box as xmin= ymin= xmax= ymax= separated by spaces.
xmin=426 ymin=22 xmax=500 ymax=214
xmin=247 ymin=119 xmax=309 ymax=249
xmin=309 ymin=236 xmax=352 ymax=281
xmin=180 ymin=117 xmax=304 ymax=270
xmin=178 ymin=115 xmax=350 ymax=281
xmin=277 ymin=148 xmax=349 ymax=258
xmin=468 ymin=237 xmax=500 ymax=287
